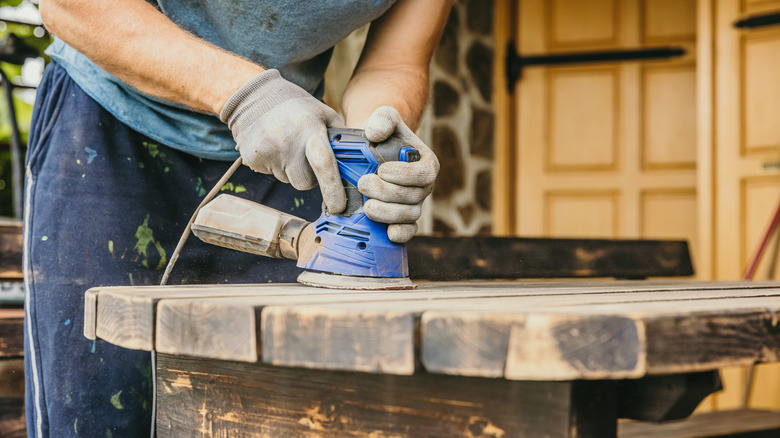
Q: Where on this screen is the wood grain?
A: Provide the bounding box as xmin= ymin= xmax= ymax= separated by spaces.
xmin=262 ymin=306 xmax=415 ymax=374
xmin=619 ymin=409 xmax=780 ymax=438
xmin=0 ymin=220 xmax=22 ymax=280
xmin=83 ymin=289 xmax=99 ymax=340
xmin=407 ymin=236 xmax=694 ymax=280
xmin=0 ymin=397 xmax=25 ymax=438
xmin=152 ymin=281 xmax=778 ymax=366
xmin=91 ymin=284 xmax=365 ymax=350
xmin=504 ymin=314 xmax=645 ymax=380
xmin=156 ymin=353 xmax=616 ymax=438
xmin=0 ymin=309 xmax=23 ymax=358
xmin=89 ymin=281 xmax=780 ymax=380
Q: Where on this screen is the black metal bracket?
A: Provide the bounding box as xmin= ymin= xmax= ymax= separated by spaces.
xmin=734 ymin=12 xmax=780 ymax=29
xmin=506 ymin=42 xmax=686 ymax=92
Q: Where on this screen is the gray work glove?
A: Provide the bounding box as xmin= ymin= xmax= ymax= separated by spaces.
xmin=358 ymin=106 xmax=439 ymax=243
xmin=220 ymin=70 xmax=347 ymax=214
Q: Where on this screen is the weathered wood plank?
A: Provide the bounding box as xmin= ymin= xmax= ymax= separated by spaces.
xmin=0 ymin=220 xmax=22 ymax=280
xmin=92 ymin=282 xmax=780 ymax=378
xmin=407 ymin=236 xmax=694 ymax=280
xmin=156 ymin=301 xmax=261 ymax=362
xmin=155 ymin=283 xmax=780 ymax=366
xmin=261 ymin=307 xmax=416 ymax=374
xmin=423 ymin=296 xmax=780 ymax=379
xmin=156 ymin=353 xmax=617 ymax=438
xmin=0 ymin=396 xmax=25 ymax=438
xmin=0 ymin=309 xmax=23 ymax=358
xmin=92 ymin=285 xmax=368 ymax=350
xmin=504 ymin=314 xmax=646 ymax=380
xmin=83 ymin=289 xmax=99 ymax=340
xmin=618 ymin=409 xmax=780 ymax=438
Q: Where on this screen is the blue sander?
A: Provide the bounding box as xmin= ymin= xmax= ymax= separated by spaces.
xmin=189 ymin=128 xmax=419 ymax=290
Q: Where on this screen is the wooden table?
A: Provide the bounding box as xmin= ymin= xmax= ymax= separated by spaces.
xmin=86 ymin=280 xmax=780 ymax=437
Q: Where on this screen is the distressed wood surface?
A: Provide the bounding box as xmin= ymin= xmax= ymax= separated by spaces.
xmin=0 ymin=309 xmax=23 ymax=358
xmin=156 ymin=353 xmax=617 ymax=438
xmin=618 ymin=409 xmax=780 ymax=438
xmin=407 ymin=236 xmax=694 ymax=280
xmin=0 ymin=396 xmax=25 ymax=438
xmin=0 ymin=220 xmax=22 ymax=279
xmin=87 ymin=281 xmax=780 ymax=379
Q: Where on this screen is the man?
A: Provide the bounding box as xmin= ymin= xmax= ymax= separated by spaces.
xmin=25 ymin=0 xmax=452 ymax=435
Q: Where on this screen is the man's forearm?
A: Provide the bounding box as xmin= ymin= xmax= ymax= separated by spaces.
xmin=39 ymin=0 xmax=263 ymax=114
xmin=340 ymin=0 xmax=451 ymax=131
xmin=341 ymin=65 xmax=429 ymax=131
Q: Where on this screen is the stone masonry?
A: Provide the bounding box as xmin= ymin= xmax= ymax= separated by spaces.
xmin=324 ymin=0 xmax=496 ymax=236
xmin=426 ymin=0 xmax=495 ymax=235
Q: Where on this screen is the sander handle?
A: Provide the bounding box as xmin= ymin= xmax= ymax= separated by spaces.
xmin=326 ymin=128 xmax=420 ymax=217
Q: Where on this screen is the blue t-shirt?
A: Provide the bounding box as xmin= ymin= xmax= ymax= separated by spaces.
xmin=46 ymin=0 xmax=397 ymax=161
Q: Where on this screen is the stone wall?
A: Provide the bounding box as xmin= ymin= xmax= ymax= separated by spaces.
xmin=426 ymin=0 xmax=495 ymax=236
xmin=324 ymin=0 xmax=496 ymax=236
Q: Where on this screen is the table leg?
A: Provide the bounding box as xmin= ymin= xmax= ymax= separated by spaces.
xmin=156 ymin=354 xmax=617 ymax=437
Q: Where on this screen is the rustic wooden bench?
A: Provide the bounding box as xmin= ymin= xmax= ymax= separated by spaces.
xmin=0 ymin=220 xmax=24 ymax=438
xmin=86 ymin=280 xmax=780 ymax=437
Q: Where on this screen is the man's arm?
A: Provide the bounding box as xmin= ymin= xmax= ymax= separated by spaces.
xmin=40 ymin=0 xmax=349 ymax=212
xmin=39 ymin=0 xmax=261 ymax=114
xmin=342 ymin=0 xmax=452 ymax=243
xmin=342 ymin=0 xmax=453 ymax=129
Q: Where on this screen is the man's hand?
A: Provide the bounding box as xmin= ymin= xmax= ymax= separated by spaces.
xmin=220 ymin=70 xmax=347 ymax=214
xmin=358 ymin=106 xmax=439 ymax=243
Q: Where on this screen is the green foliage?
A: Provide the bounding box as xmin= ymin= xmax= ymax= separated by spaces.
xmin=0 ymin=0 xmax=51 ymax=216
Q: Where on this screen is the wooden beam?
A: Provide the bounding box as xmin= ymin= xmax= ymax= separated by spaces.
xmin=619 ymin=409 xmax=780 ymax=438
xmin=0 ymin=220 xmax=22 ymax=280
xmin=0 ymin=309 xmax=23 ymax=359
xmin=407 ymin=236 xmax=694 ymax=280
xmin=0 ymin=397 xmax=25 ymax=438
xmin=156 ymin=353 xmax=617 ymax=438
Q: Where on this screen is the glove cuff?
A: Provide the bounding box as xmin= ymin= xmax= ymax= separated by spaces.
xmin=219 ymin=69 xmax=311 ymax=133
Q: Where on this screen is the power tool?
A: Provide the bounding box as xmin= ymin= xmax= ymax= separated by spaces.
xmin=189 ymin=128 xmax=419 ymax=290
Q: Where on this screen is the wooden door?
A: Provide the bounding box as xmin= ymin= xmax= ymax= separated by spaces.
xmin=711 ymin=0 xmax=780 ymax=282
xmin=513 ymin=0 xmax=700 ymax=269
xmin=702 ymin=0 xmax=780 ymax=410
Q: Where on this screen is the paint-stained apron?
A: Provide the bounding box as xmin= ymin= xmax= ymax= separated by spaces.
xmin=23 ymin=61 xmax=323 ymax=437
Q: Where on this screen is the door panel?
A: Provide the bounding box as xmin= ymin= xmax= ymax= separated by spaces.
xmin=515 ymin=0 xmax=698 ymax=266
xmin=545 ymin=191 xmax=619 ymax=237
xmin=549 ymin=0 xmax=619 ymax=47
xmin=548 ymin=68 xmax=619 ymax=171
xmin=642 ymin=65 xmax=697 ymax=169
xmin=713 ymin=0 xmax=780 ymax=281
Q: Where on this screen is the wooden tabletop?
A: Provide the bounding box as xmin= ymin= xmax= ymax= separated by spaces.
xmin=85 ymin=280 xmax=780 ymax=381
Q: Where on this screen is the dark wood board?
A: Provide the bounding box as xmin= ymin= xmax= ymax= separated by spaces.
xmin=156 ymin=353 xmax=617 ymax=438
xmin=619 ymin=409 xmax=780 ymax=438
xmin=0 ymin=220 xmax=21 ymax=280
xmin=407 ymin=236 xmax=694 ymax=280
xmin=0 ymin=396 xmax=25 ymax=438
xmin=0 ymin=309 xmax=23 ymax=358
